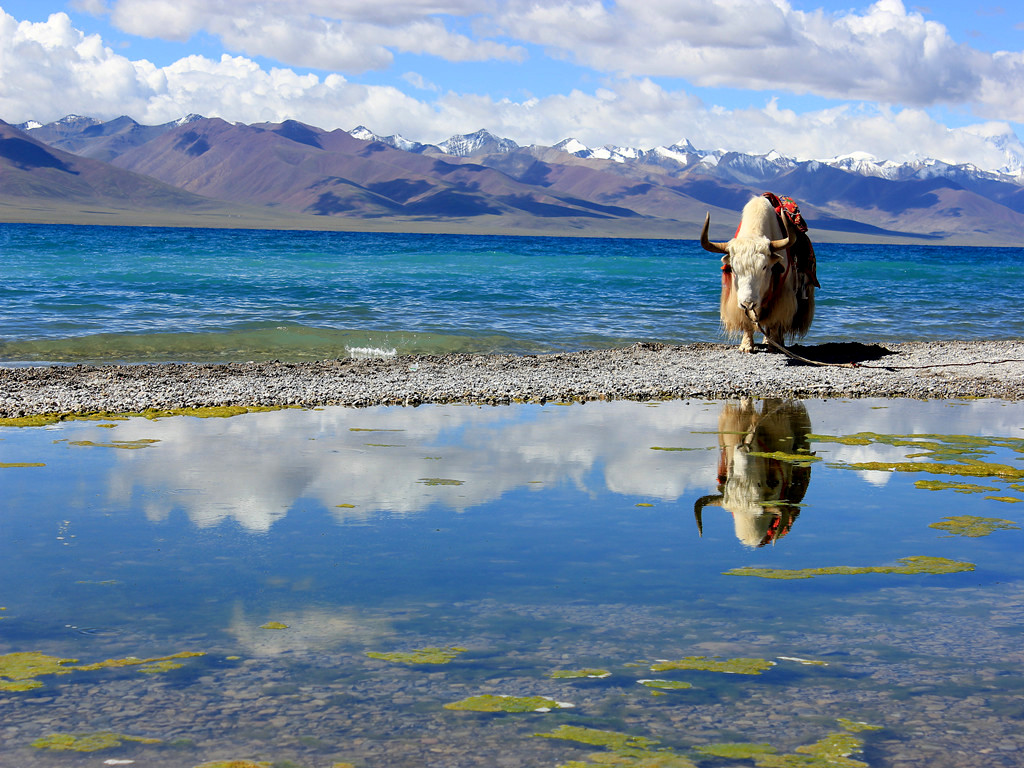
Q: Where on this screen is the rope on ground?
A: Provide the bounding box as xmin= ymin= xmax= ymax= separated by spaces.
xmin=748 ymin=314 xmax=1024 ymax=370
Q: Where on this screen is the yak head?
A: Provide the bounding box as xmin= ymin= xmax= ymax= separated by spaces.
xmin=700 ymin=211 xmax=796 ymax=321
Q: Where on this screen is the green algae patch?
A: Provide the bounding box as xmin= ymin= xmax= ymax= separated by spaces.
xmin=0 ymin=462 xmax=45 ymax=468
xmin=32 ymin=731 xmax=162 ymax=752
xmin=840 ymin=459 xmax=1023 ymax=481
xmin=650 ymin=446 xmax=700 ymax=452
xmin=0 ymin=406 xmax=286 ymax=429
xmin=0 ymin=414 xmax=68 ymax=427
xmin=418 ymin=478 xmax=465 ymax=486
xmin=0 ymin=650 xmax=205 ymax=691
xmin=696 ymin=743 xmax=777 ymax=759
xmin=791 ymin=732 xmax=867 ymax=767
xmin=193 ymin=762 xmax=272 ymax=768
xmin=367 ymin=646 xmax=466 ymax=665
xmin=915 ymin=480 xmax=999 ymax=493
xmin=929 ymin=515 xmax=1019 ymax=537
xmin=986 ymin=495 xmax=1023 ymax=503
xmin=68 ymin=438 xmax=160 ymax=449
xmin=260 ymin=622 xmax=289 ymax=630
xmin=724 ymin=556 xmax=975 ymax=580
xmin=748 ymin=450 xmax=821 ymax=467
xmin=738 ymin=730 xmax=869 ymax=768
xmin=550 ymin=669 xmax=611 ymax=679
xmin=649 ymin=656 xmax=775 ymax=675
xmin=537 ymin=725 xmax=658 ymax=751
xmin=535 ymin=724 xmax=696 ymax=767
xmin=813 ymin=431 xmax=1024 ymax=483
xmin=138 ymin=659 xmax=188 ymax=673
xmin=638 ymin=679 xmax=692 ymax=690
xmin=807 ymin=432 xmax=876 ymax=446
xmin=444 ymin=694 xmax=571 ymax=712
xmin=836 ymin=719 xmax=882 ymax=733
xmin=140 ymin=406 xmax=288 ymax=420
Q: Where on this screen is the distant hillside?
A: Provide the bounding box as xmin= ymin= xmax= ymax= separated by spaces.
xmin=9 ymin=114 xmax=1024 ymax=245
xmin=0 ymin=120 xmax=337 ymax=231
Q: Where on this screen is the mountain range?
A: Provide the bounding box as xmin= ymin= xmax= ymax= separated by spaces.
xmin=3 ymin=113 xmax=1024 ymax=246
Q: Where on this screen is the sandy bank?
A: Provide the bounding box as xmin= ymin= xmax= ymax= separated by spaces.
xmin=2 ymin=340 xmax=1023 ymax=418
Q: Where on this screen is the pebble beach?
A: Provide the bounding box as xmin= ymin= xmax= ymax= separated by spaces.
xmin=2 ymin=340 xmax=1023 ymax=418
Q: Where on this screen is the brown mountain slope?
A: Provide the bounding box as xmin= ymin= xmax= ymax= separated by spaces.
xmin=0 ymin=120 xmax=326 ymax=229
xmin=9 ymin=114 xmax=1024 ymax=243
xmin=110 ymin=118 xmax=669 ymax=223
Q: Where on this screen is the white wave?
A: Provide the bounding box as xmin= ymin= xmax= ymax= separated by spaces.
xmin=345 ymin=345 xmax=397 ymax=359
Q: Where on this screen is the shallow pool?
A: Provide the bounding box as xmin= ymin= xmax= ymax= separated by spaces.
xmin=1 ymin=399 xmax=1022 ymax=767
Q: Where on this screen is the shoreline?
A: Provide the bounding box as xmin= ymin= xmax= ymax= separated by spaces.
xmin=2 ymin=340 xmax=1024 ymax=418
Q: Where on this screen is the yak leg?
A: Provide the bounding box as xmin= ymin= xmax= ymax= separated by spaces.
xmin=764 ymin=327 xmax=785 ymax=352
xmin=739 ymin=328 xmax=755 ymax=353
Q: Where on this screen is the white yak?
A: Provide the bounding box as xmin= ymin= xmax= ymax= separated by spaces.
xmin=700 ymin=196 xmax=815 ymax=353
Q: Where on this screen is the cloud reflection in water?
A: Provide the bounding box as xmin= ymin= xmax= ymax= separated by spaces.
xmin=83 ymin=398 xmax=1023 ymax=535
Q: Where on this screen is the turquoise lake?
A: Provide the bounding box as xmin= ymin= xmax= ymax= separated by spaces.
xmin=0 ymin=224 xmax=1022 ymax=363
xmin=1 ymin=224 xmax=1023 ymax=767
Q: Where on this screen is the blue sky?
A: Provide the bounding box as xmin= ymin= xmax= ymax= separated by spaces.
xmin=1 ymin=1 xmax=1023 ymax=172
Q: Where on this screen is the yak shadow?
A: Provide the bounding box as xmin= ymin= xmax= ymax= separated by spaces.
xmin=782 ymin=341 xmax=894 ymax=366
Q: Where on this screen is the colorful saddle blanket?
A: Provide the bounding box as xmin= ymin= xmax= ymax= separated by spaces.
xmin=762 ymin=192 xmax=820 ymax=290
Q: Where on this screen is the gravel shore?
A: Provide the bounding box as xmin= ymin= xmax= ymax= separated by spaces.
xmin=2 ymin=339 xmax=1023 ymax=417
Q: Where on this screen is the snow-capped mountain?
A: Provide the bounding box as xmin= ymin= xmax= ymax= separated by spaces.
xmin=311 ymin=120 xmax=1024 ymax=185
xmin=436 ymin=129 xmax=519 ymax=157
xmin=546 ymin=135 xmax=1024 ymax=185
xmin=349 ymin=125 xmax=427 ymax=153
xmin=348 ymin=126 xmax=520 ymax=157
xmin=11 ymin=113 xmax=1024 ymax=245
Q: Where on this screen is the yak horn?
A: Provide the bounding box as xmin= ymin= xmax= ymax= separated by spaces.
xmin=770 ymin=211 xmax=798 ymax=252
xmin=693 ymin=494 xmax=724 ymax=537
xmin=700 ymin=213 xmax=730 ymax=255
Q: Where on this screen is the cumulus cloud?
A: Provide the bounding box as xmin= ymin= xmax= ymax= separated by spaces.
xmin=83 ymin=0 xmax=1024 ymax=124
xmin=0 ymin=11 xmax=158 ymax=119
xmin=501 ymin=0 xmax=985 ymax=107
xmin=103 ymin=0 xmax=524 ymax=71
xmin=0 ymin=7 xmax=1020 ymax=172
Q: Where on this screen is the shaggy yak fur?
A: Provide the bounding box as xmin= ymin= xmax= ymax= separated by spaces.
xmin=701 ymin=195 xmax=815 ymax=353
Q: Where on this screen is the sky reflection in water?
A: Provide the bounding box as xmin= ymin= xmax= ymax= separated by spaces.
xmin=1 ymin=398 xmax=1023 ymax=768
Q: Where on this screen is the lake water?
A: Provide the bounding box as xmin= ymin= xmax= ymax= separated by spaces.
xmin=1 ymin=224 xmax=1022 ymax=766
xmin=1 ymin=224 xmax=1022 ymax=363
xmin=2 ymin=398 xmax=1023 ymax=767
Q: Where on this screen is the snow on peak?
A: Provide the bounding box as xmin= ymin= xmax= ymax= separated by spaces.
xmin=555 ymin=138 xmax=590 ymax=155
xmin=438 ymin=129 xmax=518 ymax=157
xmin=349 ymin=125 xmax=376 ymax=141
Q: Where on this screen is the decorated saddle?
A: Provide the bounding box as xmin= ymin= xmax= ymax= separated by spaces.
xmin=762 ymin=192 xmax=820 ymax=293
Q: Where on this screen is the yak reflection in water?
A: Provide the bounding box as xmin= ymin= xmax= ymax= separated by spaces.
xmin=694 ymin=398 xmax=812 ymax=547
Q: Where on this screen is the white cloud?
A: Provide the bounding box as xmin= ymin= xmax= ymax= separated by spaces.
xmin=81 ymin=0 xmax=1024 ymax=125
xmin=103 ymin=0 xmax=524 ymax=71
xmin=401 ymin=71 xmax=439 ymax=92
xmin=0 ymin=11 xmax=158 ymax=119
xmin=500 ymin=0 xmax=987 ymax=107
xmin=0 ymin=7 xmax=1020 ymax=172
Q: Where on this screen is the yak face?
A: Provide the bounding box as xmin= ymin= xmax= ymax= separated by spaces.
xmin=722 ymin=237 xmax=784 ymax=321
